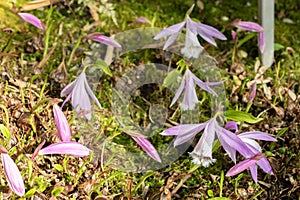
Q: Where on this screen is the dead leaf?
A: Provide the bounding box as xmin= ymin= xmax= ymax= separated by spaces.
xmin=21 ymin=0 xmax=62 ymax=11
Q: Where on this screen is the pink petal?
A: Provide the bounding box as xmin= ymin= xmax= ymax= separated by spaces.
xmin=132 ymin=137 xmax=161 ymax=162
xmin=136 ymin=16 xmax=151 ymax=24
xmin=173 ymin=123 xmax=208 ymax=146
xmin=170 ymin=73 xmax=185 ymax=107
xmin=39 ymin=142 xmax=91 ymax=157
xmin=18 ymin=12 xmax=45 ymax=31
xmin=249 ymin=165 xmax=258 ymax=183
xmin=1 ymin=154 xmax=25 ymax=196
xmin=60 ymin=79 xmax=76 ymax=97
xmin=257 ymin=157 xmax=274 ymax=175
xmin=224 ymin=121 xmax=239 ymax=133
xmin=225 ymin=157 xmax=257 ymax=177
xmin=85 ymin=33 xmax=121 ymax=48
xmin=84 ymin=78 xmax=102 ymax=109
xmin=190 ymin=119 xmax=216 ymax=167
xmin=238 ymin=131 xmax=277 ymax=142
xmin=53 ymin=105 xmax=71 ymax=142
xmin=153 ymin=21 xmax=186 ymax=40
xmin=236 ymin=21 xmax=263 ymax=32
xmin=71 ymin=73 xmax=92 ymax=120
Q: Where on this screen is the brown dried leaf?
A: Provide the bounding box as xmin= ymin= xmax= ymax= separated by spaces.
xmin=21 ymin=0 xmax=62 ymax=11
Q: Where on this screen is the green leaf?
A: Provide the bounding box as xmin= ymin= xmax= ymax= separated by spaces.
xmin=51 ymin=187 xmax=64 ymax=197
xmin=276 ymin=127 xmax=288 ymax=138
xmin=53 ymin=164 xmax=64 ymax=172
xmin=163 ymin=70 xmax=181 ymax=88
xmin=207 ymin=189 xmax=214 ymax=197
xmin=207 ymin=198 xmax=231 ymax=200
xmin=0 ymin=124 xmax=11 ymax=144
xmin=24 ymin=188 xmax=36 ymax=198
xmin=96 ymin=60 xmax=112 ymax=76
xmin=274 ymin=43 xmax=285 ymax=51
xmin=225 ymin=110 xmax=263 ymax=124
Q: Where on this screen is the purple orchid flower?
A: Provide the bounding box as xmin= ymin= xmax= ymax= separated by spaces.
xmin=39 ymin=142 xmax=92 ymax=157
xmin=18 ymin=12 xmax=46 ymax=31
xmin=226 ymin=153 xmax=273 ymax=183
xmin=231 ymin=20 xmax=265 ymax=53
xmin=0 ymin=146 xmax=25 ymax=196
xmin=170 ymin=69 xmax=223 ymax=110
xmin=61 ymin=72 xmax=102 ymax=120
xmin=132 ymin=136 xmax=161 ymax=162
xmin=223 ymin=121 xmax=276 ymax=182
xmin=154 ymin=12 xmax=226 ymax=57
xmin=53 ymin=104 xmax=71 ymax=142
xmin=161 ymin=118 xmax=254 ymax=167
xmin=85 ymin=33 xmax=121 ymax=48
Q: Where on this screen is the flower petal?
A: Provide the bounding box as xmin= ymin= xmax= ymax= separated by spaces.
xmin=249 ymin=165 xmax=258 ymax=183
xmin=181 ymin=70 xmax=199 ymax=110
xmin=173 ymin=123 xmax=208 ymax=146
xmin=217 ymin=126 xmax=255 ymax=161
xmin=190 ymin=119 xmax=216 ymax=167
xmin=84 ymin=77 xmax=102 ymax=109
xmin=238 ymin=131 xmax=277 ymax=142
xmin=53 ymin=105 xmax=71 ymax=142
xmin=236 ymin=21 xmax=263 ymax=32
xmin=132 ymin=136 xmax=161 ymax=162
xmin=170 ymin=73 xmax=185 ymax=107
xmin=71 ymin=73 xmax=92 ymax=120
xmin=18 ymin=12 xmax=45 ymax=31
xmin=224 ymin=121 xmax=239 ymax=133
xmin=60 ymin=79 xmax=76 ymax=97
xmin=85 ymin=33 xmax=121 ymax=48
xmin=136 ymin=16 xmax=151 ymax=24
xmin=39 ymin=142 xmax=91 ymax=157
xmin=1 ymin=154 xmax=25 ymax=196
xmin=153 ymin=21 xmax=186 ymax=40
xmin=257 ymin=157 xmax=274 ymax=175
xmin=226 ymin=157 xmax=257 ymax=177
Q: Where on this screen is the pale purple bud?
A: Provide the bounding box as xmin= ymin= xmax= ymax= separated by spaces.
xmin=248 ymin=82 xmax=257 ymax=103
xmin=231 ymin=30 xmax=237 ymax=40
xmin=18 ymin=13 xmax=46 ymax=31
xmin=85 ymin=33 xmax=121 ymax=48
xmin=53 ymin=104 xmax=71 ymax=142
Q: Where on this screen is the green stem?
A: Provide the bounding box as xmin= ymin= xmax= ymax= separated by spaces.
xmin=67 ymin=36 xmax=82 ymax=67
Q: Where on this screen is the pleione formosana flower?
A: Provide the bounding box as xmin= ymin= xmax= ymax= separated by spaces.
xmin=154 ymin=5 xmax=226 ymax=58
xmin=61 ymin=72 xmax=102 ymax=120
xmin=170 ymin=69 xmax=223 ymax=110
xmin=160 ymin=117 xmax=276 ymax=182
xmin=32 ymin=103 xmax=92 ymax=159
xmin=0 ymin=146 xmax=25 ymax=197
xmin=229 ymin=19 xmax=265 ymax=53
